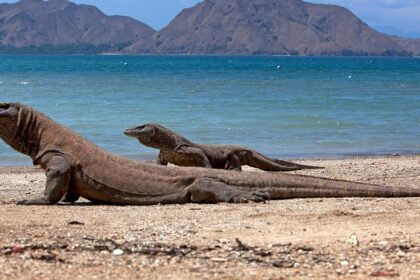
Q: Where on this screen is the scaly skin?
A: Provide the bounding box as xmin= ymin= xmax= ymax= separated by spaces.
xmin=124 ymin=124 xmax=322 ymax=171
xmin=0 ymin=103 xmax=419 ymax=206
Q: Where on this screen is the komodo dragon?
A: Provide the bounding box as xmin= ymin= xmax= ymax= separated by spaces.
xmin=0 ymin=102 xmax=419 ymax=206
xmin=124 ymin=123 xmax=322 ymax=172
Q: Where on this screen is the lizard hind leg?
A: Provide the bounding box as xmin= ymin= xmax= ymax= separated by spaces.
xmin=188 ymin=177 xmax=269 ymax=203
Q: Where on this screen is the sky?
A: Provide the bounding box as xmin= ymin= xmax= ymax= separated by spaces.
xmin=4 ymin=0 xmax=420 ymax=38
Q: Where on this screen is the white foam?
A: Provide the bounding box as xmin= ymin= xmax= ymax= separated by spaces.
xmin=21 ymin=81 xmax=29 ymax=85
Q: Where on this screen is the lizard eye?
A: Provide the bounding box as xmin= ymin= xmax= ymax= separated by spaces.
xmin=0 ymin=103 xmax=10 ymax=110
xmin=0 ymin=103 xmax=19 ymax=118
xmin=140 ymin=125 xmax=154 ymax=134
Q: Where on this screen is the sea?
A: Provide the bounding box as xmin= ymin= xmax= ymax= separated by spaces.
xmin=0 ymin=55 xmax=419 ymax=166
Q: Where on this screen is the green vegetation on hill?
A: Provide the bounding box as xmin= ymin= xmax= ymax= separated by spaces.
xmin=0 ymin=43 xmax=132 ymax=55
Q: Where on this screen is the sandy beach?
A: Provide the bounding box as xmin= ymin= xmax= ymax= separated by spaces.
xmin=0 ymin=155 xmax=419 ymax=279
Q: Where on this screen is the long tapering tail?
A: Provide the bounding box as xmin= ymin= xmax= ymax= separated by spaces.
xmin=273 ymin=159 xmax=324 ymax=170
xmin=223 ymin=172 xmax=420 ymax=199
xmin=268 ymin=175 xmax=420 ymax=199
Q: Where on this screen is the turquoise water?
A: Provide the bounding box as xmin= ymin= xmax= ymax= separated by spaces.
xmin=0 ymin=55 xmax=419 ymax=165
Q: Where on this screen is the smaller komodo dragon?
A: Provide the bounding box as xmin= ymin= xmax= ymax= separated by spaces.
xmin=124 ymin=123 xmax=322 ymax=172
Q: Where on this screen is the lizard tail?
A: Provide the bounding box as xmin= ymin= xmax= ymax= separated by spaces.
xmin=261 ymin=174 xmax=420 ymax=199
xmin=244 ymin=151 xmax=323 ymax=171
xmin=225 ymin=172 xmax=420 ymax=199
xmin=272 ymin=159 xmax=324 ymax=170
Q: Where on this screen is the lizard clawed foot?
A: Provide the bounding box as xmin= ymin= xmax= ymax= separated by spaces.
xmin=231 ymin=191 xmax=270 ymax=203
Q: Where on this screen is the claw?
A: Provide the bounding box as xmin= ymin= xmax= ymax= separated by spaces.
xmin=232 ymin=191 xmax=269 ymax=204
xmin=254 ymin=191 xmax=270 ymax=201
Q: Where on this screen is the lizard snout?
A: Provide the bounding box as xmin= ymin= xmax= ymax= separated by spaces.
xmin=124 ymin=127 xmax=137 ymax=137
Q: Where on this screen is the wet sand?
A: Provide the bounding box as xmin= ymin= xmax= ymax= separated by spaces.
xmin=0 ymin=155 xmax=419 ymax=279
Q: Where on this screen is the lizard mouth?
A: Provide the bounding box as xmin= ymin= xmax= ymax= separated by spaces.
xmin=124 ymin=128 xmax=137 ymax=137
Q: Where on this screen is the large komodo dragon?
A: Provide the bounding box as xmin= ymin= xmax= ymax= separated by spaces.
xmin=0 ymin=102 xmax=419 ymax=206
xmin=124 ymin=123 xmax=322 ymax=172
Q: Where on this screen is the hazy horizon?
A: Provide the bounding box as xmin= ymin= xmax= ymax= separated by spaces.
xmin=2 ymin=0 xmax=419 ymax=39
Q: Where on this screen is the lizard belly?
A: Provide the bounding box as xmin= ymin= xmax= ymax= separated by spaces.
xmin=164 ymin=151 xmax=202 ymax=167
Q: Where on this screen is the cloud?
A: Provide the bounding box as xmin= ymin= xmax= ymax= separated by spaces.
xmin=367 ymin=0 xmax=420 ymax=8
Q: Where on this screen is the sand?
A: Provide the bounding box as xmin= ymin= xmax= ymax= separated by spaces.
xmin=0 ymin=155 xmax=419 ymax=279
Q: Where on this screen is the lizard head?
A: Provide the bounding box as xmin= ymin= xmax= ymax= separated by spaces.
xmin=0 ymin=102 xmax=44 ymax=157
xmin=124 ymin=123 xmax=173 ymax=149
xmin=0 ymin=103 xmax=21 ymax=143
xmin=124 ymin=123 xmax=155 ymax=137
xmin=124 ymin=123 xmax=156 ymax=144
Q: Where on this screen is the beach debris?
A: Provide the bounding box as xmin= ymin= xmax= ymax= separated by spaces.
xmin=340 ymin=260 xmax=349 ymax=266
xmin=31 ymin=252 xmax=62 ymax=263
xmin=347 ymin=234 xmax=359 ymax=246
xmin=68 ymin=220 xmax=85 ymax=226
xmin=234 ymin=238 xmax=253 ymax=251
xmin=272 ymin=260 xmax=295 ymax=268
xmin=295 ymin=244 xmax=314 ymax=252
xmin=210 ymin=257 xmax=227 ymax=262
xmin=370 ymin=270 xmax=399 ymax=277
xmin=3 ymin=246 xmax=26 ymax=255
xmin=112 ymin=249 xmax=124 ymax=256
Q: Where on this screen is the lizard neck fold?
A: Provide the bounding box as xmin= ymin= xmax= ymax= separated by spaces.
xmin=13 ymin=106 xmax=44 ymax=160
xmin=151 ymin=127 xmax=194 ymax=151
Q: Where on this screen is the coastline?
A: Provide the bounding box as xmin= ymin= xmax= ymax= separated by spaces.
xmin=0 ymin=155 xmax=419 ymax=279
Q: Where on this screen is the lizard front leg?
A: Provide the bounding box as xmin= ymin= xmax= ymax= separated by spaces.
xmin=157 ymin=151 xmax=169 ymax=165
xmin=17 ymin=155 xmax=71 ymax=206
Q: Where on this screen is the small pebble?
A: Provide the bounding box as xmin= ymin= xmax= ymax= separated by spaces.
xmin=113 ymin=249 xmax=124 ymax=256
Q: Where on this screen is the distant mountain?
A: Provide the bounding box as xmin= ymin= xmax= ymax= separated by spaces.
xmin=373 ymin=25 xmax=420 ymax=40
xmin=1 ymin=0 xmax=419 ymax=56
xmin=0 ymin=0 xmax=155 ymax=52
xmin=124 ymin=0 xmax=418 ymax=56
